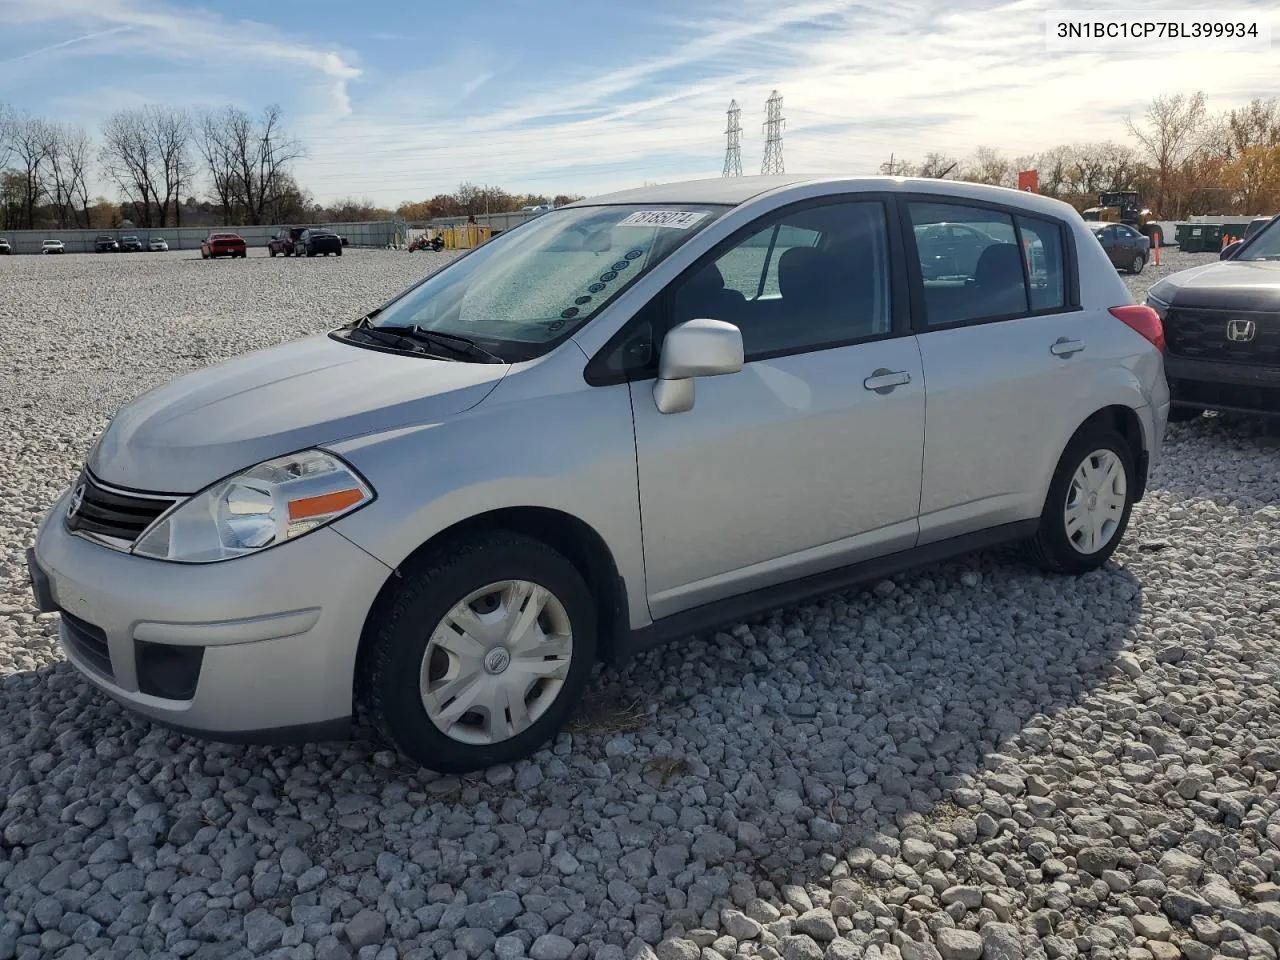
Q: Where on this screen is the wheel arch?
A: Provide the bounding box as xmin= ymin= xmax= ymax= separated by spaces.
xmin=353 ymin=506 xmax=630 ymax=706
xmin=1064 ymin=404 xmax=1149 ymax=501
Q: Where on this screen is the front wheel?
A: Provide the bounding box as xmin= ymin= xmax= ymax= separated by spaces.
xmin=361 ymin=533 xmax=597 ymax=772
xmin=336 ymin=247 xmax=343 ymax=257
xmin=1027 ymin=426 xmax=1135 ymax=575
xmin=1129 ymin=253 xmax=1146 ymax=274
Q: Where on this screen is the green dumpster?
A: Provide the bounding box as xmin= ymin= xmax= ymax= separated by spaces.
xmin=1180 ymin=223 xmax=1224 ymax=253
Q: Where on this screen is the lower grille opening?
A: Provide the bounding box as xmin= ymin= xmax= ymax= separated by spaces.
xmin=60 ymin=611 xmax=113 ymax=679
xmin=136 ymin=641 xmax=204 ymax=700
xmin=1172 ymin=378 xmax=1280 ymax=414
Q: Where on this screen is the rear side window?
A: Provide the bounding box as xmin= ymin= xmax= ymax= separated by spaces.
xmin=1018 ymin=216 xmax=1066 ymax=311
xmin=907 ymin=201 xmax=1068 ymax=326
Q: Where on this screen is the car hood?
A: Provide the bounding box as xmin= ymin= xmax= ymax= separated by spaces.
xmin=89 ymin=333 xmax=508 ymax=492
xmin=1152 ymin=259 xmax=1280 ymax=310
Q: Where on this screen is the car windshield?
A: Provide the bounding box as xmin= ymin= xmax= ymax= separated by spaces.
xmin=367 ymin=204 xmax=726 ymax=359
xmin=1235 ymin=219 xmax=1280 ymax=260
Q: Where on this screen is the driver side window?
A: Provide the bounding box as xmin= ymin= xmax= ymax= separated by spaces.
xmin=669 ymin=200 xmax=892 ymax=360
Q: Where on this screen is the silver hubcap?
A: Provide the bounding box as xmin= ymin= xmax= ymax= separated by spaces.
xmin=420 ymin=580 xmax=573 ymax=745
xmin=1064 ymin=449 xmax=1127 ymax=555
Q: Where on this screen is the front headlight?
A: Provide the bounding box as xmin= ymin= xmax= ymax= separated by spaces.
xmin=1145 ymin=292 xmax=1170 ymax=320
xmin=133 ymin=449 xmax=373 ymax=563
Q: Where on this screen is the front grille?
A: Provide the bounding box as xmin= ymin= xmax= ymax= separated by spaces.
xmin=60 ymin=611 xmax=113 ymax=679
xmin=65 ymin=471 xmax=178 ymax=545
xmin=1165 ymin=308 xmax=1280 ymax=367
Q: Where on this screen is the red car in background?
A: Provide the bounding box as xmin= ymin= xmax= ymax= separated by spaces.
xmin=201 ymin=233 xmax=247 ymax=259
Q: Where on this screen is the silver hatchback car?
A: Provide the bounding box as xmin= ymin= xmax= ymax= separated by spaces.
xmin=28 ymin=176 xmax=1169 ymax=772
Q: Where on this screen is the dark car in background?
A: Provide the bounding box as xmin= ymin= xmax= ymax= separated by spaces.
xmin=120 ymin=235 xmax=144 ymax=252
xmin=268 ymin=227 xmax=306 ymax=257
xmin=912 ymin=222 xmax=999 ymax=279
xmin=1148 ymin=216 xmax=1280 ymax=420
xmin=0 ymin=238 xmax=13 ymax=255
xmin=94 ymin=235 xmax=119 ymax=253
xmin=1087 ymin=221 xmax=1150 ymax=274
xmin=200 ymin=233 xmax=247 ymax=260
xmin=297 ymin=228 xmax=342 ymax=257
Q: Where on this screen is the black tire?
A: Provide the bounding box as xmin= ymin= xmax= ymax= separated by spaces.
xmin=361 ymin=533 xmax=597 ymax=772
xmin=1027 ymin=424 xmax=1136 ymax=575
xmin=1129 ymin=253 xmax=1145 ymax=274
xmin=269 ymin=248 xmax=276 ymax=257
xmin=307 ymin=249 xmax=316 ymax=257
xmin=336 ymin=248 xmax=342 ymax=257
xmin=1168 ymin=405 xmax=1202 ymax=423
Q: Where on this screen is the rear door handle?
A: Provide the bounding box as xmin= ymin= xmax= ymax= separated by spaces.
xmin=1050 ymin=337 xmax=1086 ymax=358
xmin=863 ymin=369 xmax=912 ymax=393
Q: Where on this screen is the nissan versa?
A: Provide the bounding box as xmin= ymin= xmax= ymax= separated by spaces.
xmin=28 ymin=176 xmax=1169 ymax=772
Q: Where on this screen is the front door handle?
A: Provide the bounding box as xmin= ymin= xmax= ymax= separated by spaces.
xmin=863 ymin=368 xmax=911 ymax=393
xmin=1050 ymin=337 xmax=1086 ymax=358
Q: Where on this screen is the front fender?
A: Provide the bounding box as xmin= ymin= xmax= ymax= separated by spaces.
xmin=327 ymin=359 xmax=648 ymax=629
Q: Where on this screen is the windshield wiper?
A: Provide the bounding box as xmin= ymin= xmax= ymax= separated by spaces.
xmin=376 ymin=325 xmax=505 ymax=363
xmin=344 ymin=325 xmax=429 ymax=353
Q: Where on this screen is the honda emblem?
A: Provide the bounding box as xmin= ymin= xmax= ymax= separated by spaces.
xmin=1226 ymin=319 xmax=1257 ymax=343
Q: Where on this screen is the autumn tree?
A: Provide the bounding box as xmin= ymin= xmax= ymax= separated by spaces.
xmin=9 ymin=113 xmax=51 ymax=229
xmin=916 ymin=153 xmax=959 ymax=179
xmin=44 ymin=124 xmax=93 ymax=227
xmin=960 ymin=146 xmax=1014 ymax=187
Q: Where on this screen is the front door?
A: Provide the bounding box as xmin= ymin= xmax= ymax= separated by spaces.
xmin=629 ymin=197 xmax=926 ymax=619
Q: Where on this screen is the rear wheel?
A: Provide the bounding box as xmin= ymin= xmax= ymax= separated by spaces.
xmin=1027 ymin=425 xmax=1135 ymax=575
xmin=1129 ymin=253 xmax=1146 ymax=274
xmin=336 ymin=247 xmax=342 ymax=257
xmin=361 ymin=533 xmax=596 ymax=772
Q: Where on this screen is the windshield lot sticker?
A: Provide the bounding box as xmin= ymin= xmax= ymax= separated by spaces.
xmin=618 ymin=210 xmax=708 ymax=230
xmin=599 ymin=271 xmax=618 ymax=282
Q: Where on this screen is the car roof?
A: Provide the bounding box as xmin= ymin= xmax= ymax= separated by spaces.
xmin=566 ymin=174 xmax=1083 ymax=220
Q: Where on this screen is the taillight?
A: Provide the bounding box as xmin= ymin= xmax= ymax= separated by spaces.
xmin=1109 ymin=305 xmax=1165 ymax=353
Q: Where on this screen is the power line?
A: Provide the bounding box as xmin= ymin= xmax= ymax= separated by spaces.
xmin=722 ymin=99 xmax=742 ymax=177
xmin=761 ymin=90 xmax=785 ymax=175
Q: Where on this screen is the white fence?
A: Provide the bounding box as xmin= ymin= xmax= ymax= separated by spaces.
xmin=0 ymin=220 xmax=402 ymax=255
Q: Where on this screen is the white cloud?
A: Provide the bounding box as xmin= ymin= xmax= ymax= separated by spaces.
xmin=291 ymin=0 xmax=1280 ymax=202
xmin=0 ymin=0 xmax=362 ymax=116
xmin=3 ymin=0 xmax=1278 ymax=205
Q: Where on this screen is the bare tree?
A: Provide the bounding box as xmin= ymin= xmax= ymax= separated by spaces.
xmin=917 ymin=152 xmax=959 ymax=179
xmin=10 ymin=113 xmax=51 ymax=229
xmin=1126 ymin=92 xmax=1210 ymax=217
xmin=99 ymin=106 xmax=193 ymax=227
xmin=100 ymin=110 xmax=158 ymax=226
xmin=961 ymin=146 xmax=1013 ymax=187
xmin=0 ymin=102 xmax=15 ymax=172
xmin=196 ymin=105 xmax=302 ymax=224
xmin=43 ymin=124 xmax=93 ymax=228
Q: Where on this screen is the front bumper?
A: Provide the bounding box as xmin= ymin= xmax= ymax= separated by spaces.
xmin=1165 ymin=356 xmax=1280 ymax=418
xmin=31 ymin=490 xmax=392 ymax=742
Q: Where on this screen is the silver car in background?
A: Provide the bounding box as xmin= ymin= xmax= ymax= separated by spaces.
xmin=28 ymin=176 xmax=1169 ymax=772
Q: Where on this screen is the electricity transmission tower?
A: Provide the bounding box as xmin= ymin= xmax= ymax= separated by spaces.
xmin=761 ymin=90 xmax=785 ymax=175
xmin=722 ymin=100 xmax=743 ymax=177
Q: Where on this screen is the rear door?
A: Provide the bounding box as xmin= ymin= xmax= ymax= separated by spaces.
xmin=629 ymin=195 xmax=926 ymax=618
xmin=903 ymin=197 xmax=1089 ymax=543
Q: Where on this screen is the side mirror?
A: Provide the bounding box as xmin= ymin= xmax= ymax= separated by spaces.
xmin=1220 ymin=241 xmax=1242 ymax=260
xmin=653 ymin=319 xmax=744 ymax=414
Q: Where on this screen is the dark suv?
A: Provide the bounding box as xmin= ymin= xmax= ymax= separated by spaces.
xmin=94 ymin=235 xmax=119 ymax=253
xmin=268 ymin=227 xmax=306 ymax=257
xmin=1148 ymin=216 xmax=1280 ymax=419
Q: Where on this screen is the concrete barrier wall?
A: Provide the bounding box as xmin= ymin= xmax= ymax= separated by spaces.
xmin=0 ymin=220 xmax=402 ymax=255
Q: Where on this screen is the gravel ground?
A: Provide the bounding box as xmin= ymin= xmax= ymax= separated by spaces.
xmin=0 ymin=247 xmax=1278 ymax=960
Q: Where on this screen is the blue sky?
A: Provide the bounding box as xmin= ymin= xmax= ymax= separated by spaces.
xmin=2 ymin=0 xmax=1278 ymax=206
